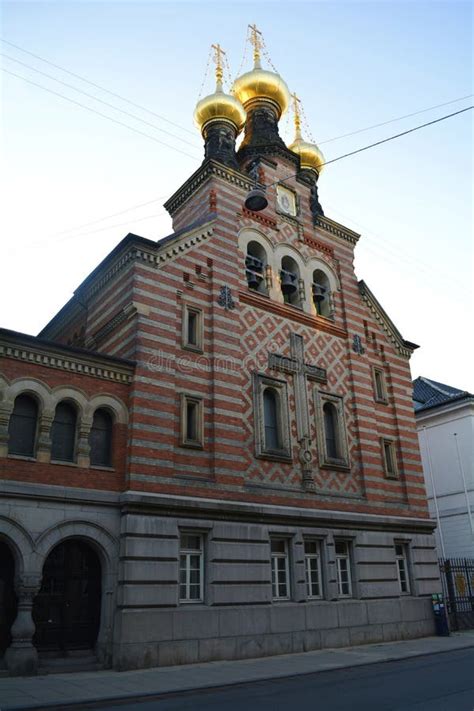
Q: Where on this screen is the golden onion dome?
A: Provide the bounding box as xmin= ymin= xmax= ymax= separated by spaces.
xmin=194 ymin=43 xmax=246 ymax=135
xmin=194 ymin=87 xmax=246 ymax=135
xmin=232 ymin=67 xmax=290 ymax=119
xmin=289 ymin=137 xmax=325 ymax=174
xmin=288 ymin=93 xmax=325 ymax=174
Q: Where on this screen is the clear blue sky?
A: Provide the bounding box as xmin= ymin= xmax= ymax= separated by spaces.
xmin=1 ymin=1 xmax=472 ymax=388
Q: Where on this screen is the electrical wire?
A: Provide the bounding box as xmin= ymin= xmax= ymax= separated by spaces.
xmin=1 ymin=53 xmax=201 ymax=149
xmin=0 ymin=37 xmax=196 ymax=136
xmin=318 ymin=94 xmax=474 ymax=145
xmin=2 ymin=68 xmax=200 ymax=161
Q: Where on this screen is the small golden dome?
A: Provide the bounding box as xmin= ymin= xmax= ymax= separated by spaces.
xmin=232 ymin=68 xmax=290 ymax=119
xmin=289 ymin=137 xmax=325 ymax=174
xmin=288 ymin=92 xmax=325 ymax=174
xmin=194 ymin=88 xmax=246 ymax=135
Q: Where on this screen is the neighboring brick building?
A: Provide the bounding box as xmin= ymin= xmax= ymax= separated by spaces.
xmin=0 ymin=36 xmax=440 ymax=676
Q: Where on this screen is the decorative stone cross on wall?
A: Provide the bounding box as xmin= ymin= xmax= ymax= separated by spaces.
xmin=269 ymin=333 xmax=327 ymax=491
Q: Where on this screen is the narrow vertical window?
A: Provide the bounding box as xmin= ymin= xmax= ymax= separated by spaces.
xmin=304 ymin=540 xmax=322 ymax=598
xmin=373 ymin=368 xmax=387 ymax=402
xmin=335 ymin=541 xmax=352 ymax=597
xmin=181 ymin=395 xmax=203 ymax=447
xmin=182 ymin=306 xmax=203 ymax=351
xmin=395 ymin=543 xmax=410 ymax=594
xmin=8 ymin=394 xmax=38 ymax=457
xmin=179 ymin=533 xmax=203 ymax=602
xmin=323 ymin=402 xmax=338 ymax=459
xmin=263 ymin=388 xmax=281 ymax=451
xmin=271 ymin=539 xmax=290 ymax=600
xmin=89 ymin=408 xmax=113 ymax=467
xmin=51 ymin=401 xmax=77 ymax=462
xmin=382 ymin=439 xmax=398 ymax=478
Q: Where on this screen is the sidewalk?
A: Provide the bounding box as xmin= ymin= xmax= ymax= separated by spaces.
xmin=2 ymin=631 xmax=474 ymax=710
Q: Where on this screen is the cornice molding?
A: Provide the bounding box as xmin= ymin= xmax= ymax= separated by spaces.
xmin=315 ymin=215 xmax=360 ymax=245
xmin=239 ymin=290 xmax=348 ymax=339
xmin=164 ymin=159 xmax=252 ymax=217
xmin=358 ymin=280 xmax=418 ymax=359
xmin=0 ymin=333 xmax=134 ymax=383
xmin=303 ymin=234 xmax=334 ymax=258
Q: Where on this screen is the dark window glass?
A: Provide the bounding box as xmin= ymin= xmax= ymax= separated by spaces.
xmin=89 ymin=408 xmax=113 ymax=467
xmin=186 ymin=401 xmax=198 ymax=442
xmin=384 ymin=442 xmax=396 ymax=475
xmin=51 ymin=402 xmax=77 ymax=462
xmin=374 ymin=369 xmax=386 ymax=400
xmin=323 ymin=402 xmax=338 ymax=459
xmin=187 ymin=311 xmax=198 ymax=346
xmin=264 ymin=388 xmax=280 ymax=450
xmin=8 ymin=394 xmax=38 ymax=457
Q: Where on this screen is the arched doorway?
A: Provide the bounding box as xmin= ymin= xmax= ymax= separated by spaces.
xmin=33 ymin=539 xmax=101 ymax=654
xmin=0 ymin=542 xmax=17 ymax=659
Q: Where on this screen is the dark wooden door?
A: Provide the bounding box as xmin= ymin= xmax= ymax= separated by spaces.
xmin=0 ymin=542 xmax=17 ymax=657
xmin=33 ymin=540 xmax=101 ymax=653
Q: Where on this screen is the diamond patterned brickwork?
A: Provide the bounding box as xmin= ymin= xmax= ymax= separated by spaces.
xmin=240 ymin=303 xmax=364 ymax=497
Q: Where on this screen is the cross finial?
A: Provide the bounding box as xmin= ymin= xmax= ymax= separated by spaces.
xmin=248 ymin=23 xmax=262 ymax=69
xmin=291 ymin=92 xmax=302 ymax=140
xmin=211 ymin=43 xmax=225 ymax=91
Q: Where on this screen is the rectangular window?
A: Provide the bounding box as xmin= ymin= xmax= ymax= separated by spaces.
xmin=314 ymin=389 xmax=350 ymax=470
xmin=180 ymin=395 xmax=203 ymax=448
xmin=304 ymin=540 xmax=323 ymax=598
xmin=179 ymin=532 xmax=204 ymax=602
xmin=382 ymin=439 xmax=398 ymax=478
xmin=395 ymin=543 xmax=410 ymax=594
xmin=182 ymin=305 xmax=203 ymax=351
xmin=373 ymin=367 xmax=388 ymax=403
xmin=271 ymin=538 xmax=290 ymax=600
xmin=253 ymin=374 xmax=292 ymax=462
xmin=335 ymin=540 xmax=352 ymax=597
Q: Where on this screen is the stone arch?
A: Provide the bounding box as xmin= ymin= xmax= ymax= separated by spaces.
xmin=3 ymin=378 xmax=52 ymax=413
xmin=50 ymin=386 xmax=89 ymax=420
xmin=0 ymin=515 xmax=35 ymax=578
xmin=238 ymin=227 xmax=275 ymax=256
xmin=86 ymin=394 xmax=129 ymax=424
xmin=34 ymin=520 xmax=118 ymax=664
xmin=306 ymin=257 xmax=340 ymax=293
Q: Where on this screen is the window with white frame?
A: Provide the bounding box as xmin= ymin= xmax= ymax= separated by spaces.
xmin=179 ymin=532 xmax=204 ymax=602
xmin=335 ymin=540 xmax=352 ymax=597
xmin=271 ymin=538 xmax=290 ymax=600
xmin=182 ymin=304 xmax=203 ymax=351
xmin=253 ymin=374 xmax=291 ymax=461
xmin=381 ymin=438 xmax=398 ymax=478
xmin=395 ymin=542 xmax=411 ymax=594
xmin=314 ymin=390 xmax=350 ymax=470
xmin=304 ymin=539 xmax=323 ymax=599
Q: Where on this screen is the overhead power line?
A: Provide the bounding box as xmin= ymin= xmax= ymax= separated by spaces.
xmin=318 ymin=94 xmax=474 ymax=145
xmin=2 ymin=68 xmax=199 ymax=161
xmin=0 ymin=37 xmax=196 ymax=136
xmin=1 ymin=53 xmax=201 ymax=150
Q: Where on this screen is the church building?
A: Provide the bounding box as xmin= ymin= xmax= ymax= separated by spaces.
xmin=0 ymin=29 xmax=440 ymax=676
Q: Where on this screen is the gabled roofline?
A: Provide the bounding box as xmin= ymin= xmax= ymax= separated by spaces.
xmin=358 ymin=280 xmax=419 ymax=358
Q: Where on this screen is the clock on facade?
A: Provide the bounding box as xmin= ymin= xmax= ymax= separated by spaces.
xmin=277 ymin=185 xmax=297 ymax=216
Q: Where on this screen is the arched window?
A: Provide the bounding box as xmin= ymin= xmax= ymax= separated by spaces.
xmin=280 ymin=256 xmax=301 ymax=306
xmin=245 ymin=241 xmax=268 ymax=294
xmin=263 ymin=388 xmax=281 ymax=450
xmin=89 ymin=408 xmax=113 ymax=467
xmin=323 ymin=402 xmax=338 ymax=459
xmin=8 ymin=394 xmax=38 ymax=457
xmin=51 ymin=401 xmax=77 ymax=462
xmin=312 ymin=269 xmax=331 ymax=318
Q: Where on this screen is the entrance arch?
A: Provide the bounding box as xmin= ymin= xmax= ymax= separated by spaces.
xmin=33 ymin=539 xmax=101 ymax=653
xmin=0 ymin=542 xmax=17 ymax=658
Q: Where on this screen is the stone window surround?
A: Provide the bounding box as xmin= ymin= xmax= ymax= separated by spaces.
xmin=313 ymin=388 xmax=350 ymax=471
xmin=179 ymin=529 xmax=205 ymax=604
xmin=270 ymin=536 xmax=291 ymax=601
xmin=0 ymin=376 xmax=127 ymax=468
xmin=381 ymin=437 xmax=399 ymax=479
xmin=334 ymin=538 xmax=354 ymax=598
xmin=238 ymin=228 xmax=339 ymax=321
xmin=180 ymin=393 xmax=204 ymax=449
xmin=372 ymin=365 xmax=389 ymax=404
xmin=181 ymin=302 xmax=204 ymax=353
xmin=253 ymin=373 xmax=292 ymax=463
xmin=394 ymin=539 xmax=412 ymax=595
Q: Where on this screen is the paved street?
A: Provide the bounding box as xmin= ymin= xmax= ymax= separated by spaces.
xmin=101 ymin=648 xmax=474 ymax=711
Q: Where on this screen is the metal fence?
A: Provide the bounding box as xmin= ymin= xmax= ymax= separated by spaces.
xmin=439 ymin=558 xmax=474 ymax=631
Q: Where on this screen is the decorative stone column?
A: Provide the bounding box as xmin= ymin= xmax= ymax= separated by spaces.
xmin=76 ymin=418 xmax=92 ymax=468
xmin=0 ymin=402 xmax=13 ymax=457
xmin=36 ymin=409 xmax=54 ymax=463
xmin=5 ymin=576 xmax=41 ymax=676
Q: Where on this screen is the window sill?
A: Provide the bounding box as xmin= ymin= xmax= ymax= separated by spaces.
xmin=320 ymin=460 xmax=350 ymax=472
xmin=90 ymin=465 xmax=116 ymax=472
xmin=384 ymin=471 xmax=400 ymax=480
xmin=50 ymin=459 xmax=78 ymax=467
xmin=180 ymin=441 xmax=204 ymax=450
xmin=179 ymin=600 xmax=205 ymax=605
xmin=7 ymin=453 xmax=37 ymax=462
xmin=182 ymin=344 xmax=204 ymax=354
xmin=256 ymin=450 xmax=292 ymax=464
xmin=375 ymin=397 xmax=389 ymax=405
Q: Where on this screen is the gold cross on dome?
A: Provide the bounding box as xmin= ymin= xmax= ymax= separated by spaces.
xmin=291 ymin=92 xmax=303 ymax=138
xmin=211 ymin=43 xmax=225 ymax=86
xmin=248 ymin=23 xmax=262 ymax=67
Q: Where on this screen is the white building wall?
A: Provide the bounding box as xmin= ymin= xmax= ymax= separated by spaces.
xmin=416 ymin=400 xmax=474 ymax=559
